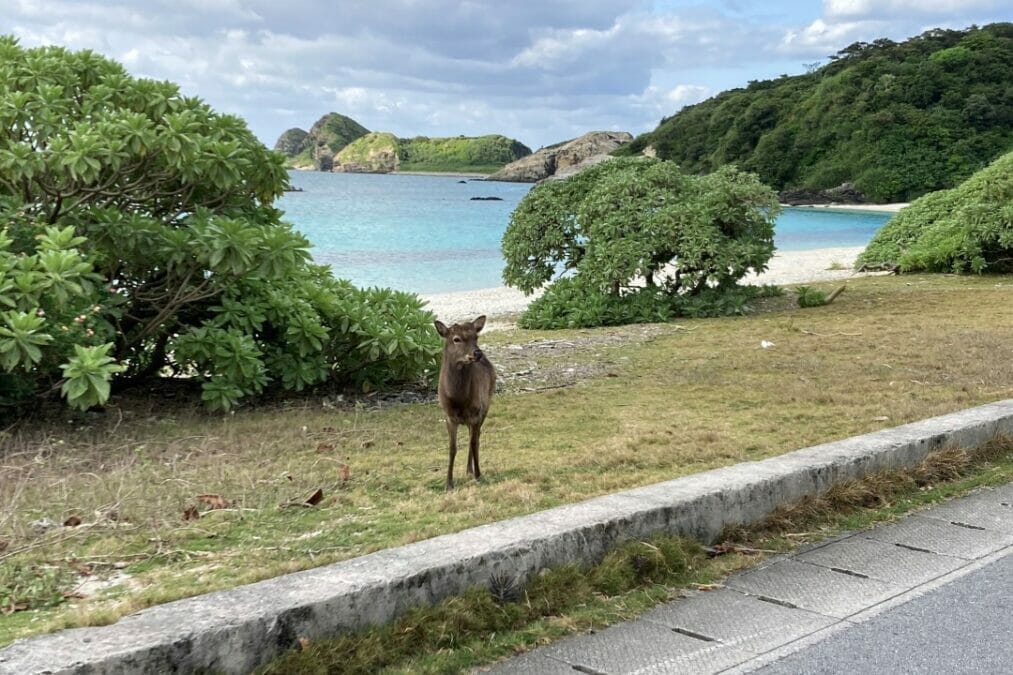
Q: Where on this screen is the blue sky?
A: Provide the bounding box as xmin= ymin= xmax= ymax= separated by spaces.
xmin=4 ymin=1 xmax=1009 ymax=150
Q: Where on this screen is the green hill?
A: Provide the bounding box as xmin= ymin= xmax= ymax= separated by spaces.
xmin=620 ymin=23 xmax=1013 ymax=202
xmin=331 ymin=133 xmax=532 ymax=174
xmin=397 ymin=134 xmax=531 ymax=173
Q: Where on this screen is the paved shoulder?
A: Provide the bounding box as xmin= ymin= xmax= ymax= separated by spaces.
xmin=483 ymin=482 xmax=1013 ymax=675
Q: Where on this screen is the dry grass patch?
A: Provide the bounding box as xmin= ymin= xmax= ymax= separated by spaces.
xmin=2 ymin=274 xmax=1013 ymax=644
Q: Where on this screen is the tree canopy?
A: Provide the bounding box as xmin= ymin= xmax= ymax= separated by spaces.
xmin=857 ymin=149 xmax=1013 ymax=273
xmin=501 ymin=158 xmax=781 ymax=328
xmin=0 ymin=37 xmax=439 ymax=415
xmin=620 ymin=23 xmax=1013 ymax=202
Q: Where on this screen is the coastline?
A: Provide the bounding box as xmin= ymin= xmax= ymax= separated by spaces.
xmin=784 ymin=202 xmax=909 ymax=213
xmin=421 ymin=245 xmax=873 ymax=324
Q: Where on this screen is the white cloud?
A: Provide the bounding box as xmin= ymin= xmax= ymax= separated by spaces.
xmin=781 ymin=18 xmax=884 ymax=54
xmin=4 ymin=1 xmax=1006 ymax=149
xmin=825 ymin=0 xmax=1004 ymax=18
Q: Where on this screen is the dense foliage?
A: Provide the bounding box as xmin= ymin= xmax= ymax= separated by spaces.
xmin=857 ymin=150 xmax=1013 ymax=272
xmin=501 ymin=158 xmax=781 ymax=328
xmin=0 ymin=38 xmax=439 ymax=415
xmin=397 ymin=135 xmax=531 ymax=173
xmin=620 ymin=23 xmax=1013 ymax=202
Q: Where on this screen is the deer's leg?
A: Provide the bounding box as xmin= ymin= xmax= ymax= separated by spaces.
xmin=446 ymin=419 xmax=459 ymax=490
xmin=468 ymin=422 xmax=482 ymax=481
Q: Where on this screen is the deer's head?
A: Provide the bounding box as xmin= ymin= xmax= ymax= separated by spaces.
xmin=434 ymin=315 xmax=487 ymax=367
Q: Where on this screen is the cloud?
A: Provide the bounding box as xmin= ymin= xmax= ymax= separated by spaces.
xmin=5 ymin=0 xmax=1006 ymax=149
xmin=824 ymin=0 xmax=1005 ymax=19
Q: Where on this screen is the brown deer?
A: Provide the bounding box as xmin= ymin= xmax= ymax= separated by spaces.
xmin=434 ymin=315 xmax=496 ymax=489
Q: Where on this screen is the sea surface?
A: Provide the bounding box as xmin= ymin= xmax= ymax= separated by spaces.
xmin=279 ymin=171 xmax=894 ymax=294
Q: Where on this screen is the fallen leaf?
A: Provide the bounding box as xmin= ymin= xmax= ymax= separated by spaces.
xmin=196 ymin=494 xmax=231 ymax=510
xmin=694 ymin=583 xmax=723 ymax=592
xmin=339 ymin=465 xmax=351 ymax=482
xmin=63 ymin=515 xmax=83 ymax=527
xmin=305 ymin=488 xmax=324 ymax=506
xmin=183 ymin=505 xmax=200 ymax=521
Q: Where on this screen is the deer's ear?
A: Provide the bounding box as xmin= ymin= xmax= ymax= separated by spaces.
xmin=472 ymin=315 xmax=487 ymax=333
xmin=434 ymin=320 xmax=448 ymax=337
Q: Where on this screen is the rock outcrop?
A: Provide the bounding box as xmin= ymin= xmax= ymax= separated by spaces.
xmin=272 ymin=113 xmax=370 ymax=170
xmin=273 ymin=128 xmax=309 ymax=157
xmin=485 ymin=131 xmax=633 ymax=183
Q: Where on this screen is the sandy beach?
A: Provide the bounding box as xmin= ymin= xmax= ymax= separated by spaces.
xmin=422 ymin=245 xmax=874 ymax=323
xmin=421 ymin=202 xmax=907 ymax=323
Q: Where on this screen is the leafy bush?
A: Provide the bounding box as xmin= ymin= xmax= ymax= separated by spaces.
xmin=0 ymin=561 xmax=74 ymax=613
xmin=0 ymin=38 xmax=439 ymax=415
xmin=503 ymin=157 xmax=780 ymax=328
xmin=795 ymin=285 xmax=828 ymax=308
xmin=857 ymin=150 xmax=1013 ymax=273
xmin=518 ymin=279 xmax=779 ymax=329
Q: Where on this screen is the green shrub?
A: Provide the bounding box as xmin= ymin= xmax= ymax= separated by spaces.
xmin=795 ymin=285 xmax=828 ymax=308
xmin=0 ymin=562 xmax=74 ymax=613
xmin=504 ymin=158 xmax=780 ymax=328
xmin=0 ymin=37 xmax=439 ymax=415
xmin=858 ymin=150 xmax=1013 ymax=273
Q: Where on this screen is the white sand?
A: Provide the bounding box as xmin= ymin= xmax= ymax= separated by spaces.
xmin=786 ymin=202 xmax=909 ymax=213
xmin=422 ymin=245 xmax=875 ymax=323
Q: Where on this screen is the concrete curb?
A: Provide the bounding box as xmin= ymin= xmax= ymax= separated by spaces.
xmin=3 ymin=399 xmax=1013 ymax=674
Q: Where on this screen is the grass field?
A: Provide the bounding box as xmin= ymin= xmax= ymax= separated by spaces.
xmin=2 ymin=273 xmax=1012 ymax=645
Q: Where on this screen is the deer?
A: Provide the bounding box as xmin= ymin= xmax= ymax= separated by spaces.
xmin=434 ymin=315 xmax=496 ymax=490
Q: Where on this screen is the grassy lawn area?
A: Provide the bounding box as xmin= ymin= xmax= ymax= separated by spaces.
xmin=2 ymin=273 xmax=1013 ymax=645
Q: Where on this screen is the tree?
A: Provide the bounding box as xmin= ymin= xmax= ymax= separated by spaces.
xmin=501 ymin=158 xmax=781 ymax=328
xmin=857 ymin=150 xmax=1013 ymax=273
xmin=619 ymin=23 xmax=1013 ymax=202
xmin=0 ymin=37 xmax=439 ymax=415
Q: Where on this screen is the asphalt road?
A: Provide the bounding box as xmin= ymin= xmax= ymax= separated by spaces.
xmin=486 ymin=482 xmax=1013 ymax=675
xmin=750 ymin=550 xmax=1012 ymax=674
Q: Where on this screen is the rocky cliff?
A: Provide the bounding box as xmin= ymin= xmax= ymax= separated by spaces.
xmin=273 ymin=128 xmax=309 ymax=157
xmin=272 ymin=113 xmax=370 ymax=170
xmin=485 ymin=131 xmax=632 ymax=182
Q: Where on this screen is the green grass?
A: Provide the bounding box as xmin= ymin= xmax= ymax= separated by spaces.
xmin=2 ymin=274 xmax=1013 ymax=645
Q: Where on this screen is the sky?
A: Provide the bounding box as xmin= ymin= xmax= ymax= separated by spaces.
xmin=4 ymin=1 xmax=1010 ymax=151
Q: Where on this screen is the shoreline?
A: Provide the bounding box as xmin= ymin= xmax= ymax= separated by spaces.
xmin=783 ymin=202 xmax=909 ymax=213
xmin=421 ymin=245 xmax=873 ymax=323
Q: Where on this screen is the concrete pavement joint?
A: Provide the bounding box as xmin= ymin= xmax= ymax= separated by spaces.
xmin=2 ymin=399 xmax=1013 ymax=674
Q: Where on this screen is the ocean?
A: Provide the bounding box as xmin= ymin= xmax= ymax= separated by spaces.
xmin=279 ymin=171 xmax=893 ymax=294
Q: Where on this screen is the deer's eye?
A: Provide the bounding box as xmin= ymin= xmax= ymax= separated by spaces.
xmin=452 ymin=336 xmax=462 ymax=343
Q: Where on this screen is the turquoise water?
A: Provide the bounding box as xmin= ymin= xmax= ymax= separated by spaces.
xmin=279 ymin=172 xmax=893 ymax=294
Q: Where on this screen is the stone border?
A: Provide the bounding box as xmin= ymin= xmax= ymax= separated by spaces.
xmin=3 ymin=400 xmax=1012 ymax=674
